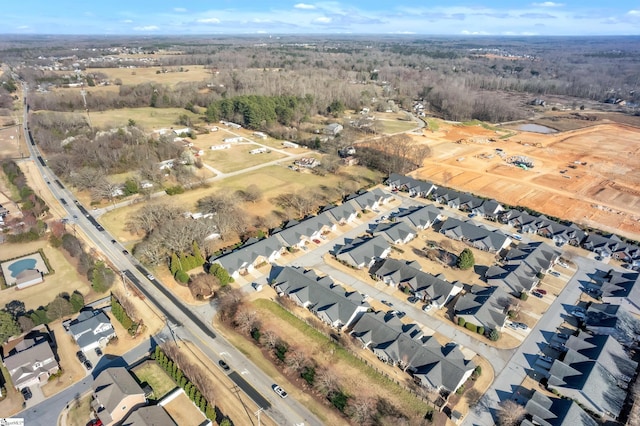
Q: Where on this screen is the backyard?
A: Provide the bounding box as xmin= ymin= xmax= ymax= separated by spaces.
xmin=132 ymin=361 xmax=175 ymax=400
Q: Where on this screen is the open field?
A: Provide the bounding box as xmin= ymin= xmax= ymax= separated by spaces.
xmin=86 ymin=65 xmax=214 ymax=87
xmin=205 ymin=144 xmax=287 ymax=173
xmin=83 ymin=107 xmax=200 ymax=130
xmin=100 ymin=164 xmax=382 ymax=244
xmin=412 ymin=120 xmax=640 ymax=240
xmin=132 ymin=361 xmax=176 ymax=400
xmin=0 ymin=126 xmax=24 ymax=160
xmin=378 ymin=118 xmax=420 ymax=134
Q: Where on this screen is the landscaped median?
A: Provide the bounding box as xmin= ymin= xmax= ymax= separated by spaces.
xmin=215 ymin=296 xmax=434 ymax=425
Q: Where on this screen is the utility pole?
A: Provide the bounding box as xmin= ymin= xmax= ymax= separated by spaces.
xmin=254 ymin=407 xmax=263 ymax=426
xmin=80 ymin=86 xmax=93 ymax=129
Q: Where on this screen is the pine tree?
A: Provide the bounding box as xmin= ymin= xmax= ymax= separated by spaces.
xmin=170 ymin=253 xmax=181 ymax=275
xmin=192 ymin=241 xmax=205 ymax=265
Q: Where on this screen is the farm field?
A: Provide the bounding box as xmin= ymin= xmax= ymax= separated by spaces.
xmin=84 ymin=107 xmax=200 ymax=130
xmin=86 ymin=65 xmax=214 ymax=87
xmin=411 ymin=119 xmax=640 ymax=240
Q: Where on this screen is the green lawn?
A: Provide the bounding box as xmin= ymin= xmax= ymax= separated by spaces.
xmin=133 ymin=362 xmax=176 ymax=400
xmin=85 ymin=107 xmax=200 ymax=130
xmin=379 ymin=119 xmax=419 ymax=134
xmin=426 ymin=118 xmax=441 ymax=132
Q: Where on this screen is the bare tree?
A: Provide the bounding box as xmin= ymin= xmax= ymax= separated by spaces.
xmin=285 ymin=348 xmax=308 ymax=373
xmin=346 ymin=398 xmax=376 ymax=425
xmin=235 ymin=184 xmax=263 ymax=203
xmin=273 ymin=191 xmax=316 ymax=218
xmin=497 ymin=400 xmax=526 ymax=426
xmin=234 ymin=309 xmax=258 ymax=334
xmin=314 ymin=368 xmax=338 ymax=396
xmin=262 ymin=329 xmax=279 ymax=349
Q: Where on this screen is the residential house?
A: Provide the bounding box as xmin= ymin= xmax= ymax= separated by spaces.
xmin=69 ymin=309 xmax=116 ymax=353
xmin=371 ymin=221 xmax=416 ymax=245
xmin=454 ymin=285 xmax=509 ymax=331
xmin=440 ymin=218 xmax=512 ymax=253
xmin=585 ymin=302 xmax=640 ymax=347
xmin=92 ymin=367 xmax=147 ymax=426
xmin=14 ymin=269 xmax=44 ymax=289
xmin=172 ymin=127 xmax=191 ymax=136
xmin=537 ymin=221 xmax=587 ymax=247
xmin=563 ymin=332 xmax=637 ymax=383
xmin=485 ymin=242 xmax=561 ymax=295
xmin=2 ymin=330 xmax=59 ymax=390
xmin=249 ymin=147 xmax=268 ymax=154
xmin=274 ymin=213 xmax=336 ymax=249
xmin=385 ymin=173 xmax=437 ymax=198
xmin=433 ymin=188 xmax=464 ymax=209
xmin=209 ymin=236 xmax=284 ymax=279
xmin=369 ymin=258 xmax=463 ymax=308
xmin=547 ymin=333 xmax=632 ymax=419
xmin=209 ymin=144 xmax=231 ymax=150
xmin=350 ymin=311 xmax=475 ymax=392
xmin=223 ymin=136 xmax=244 ymax=143
xmin=471 ymin=199 xmax=504 ymax=220
xmin=121 ymin=405 xmax=177 ymax=426
xmin=282 ymin=141 xmax=299 ymax=148
xmin=521 ymin=390 xmax=598 ymax=426
xmin=294 ymin=157 xmax=320 ymax=168
xmin=458 ymin=194 xmax=485 ymax=213
xmin=599 ymin=269 xmax=640 ymax=315
xmin=394 ymin=204 xmax=443 ymax=230
xmin=323 ymin=203 xmax=358 ymax=225
xmin=334 ymin=236 xmax=391 ymax=269
xmin=252 ymin=131 xmax=267 ymax=139
xmin=270 ymin=266 xmax=369 ymax=330
xmin=324 ymin=123 xmax=343 ymax=136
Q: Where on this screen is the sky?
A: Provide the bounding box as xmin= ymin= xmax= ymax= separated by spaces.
xmin=3 ymin=1 xmax=640 ymax=36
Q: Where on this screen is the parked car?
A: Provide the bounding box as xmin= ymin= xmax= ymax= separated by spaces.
xmin=549 ymin=271 xmax=561 ymax=278
xmin=381 ymin=300 xmax=393 ymax=307
xmin=272 ymin=384 xmax=288 ymax=399
xmin=396 ymin=311 xmax=406 ymax=319
xmin=422 ymin=303 xmax=433 ymax=312
xmin=111 ymin=239 xmax=116 ymax=244
xmin=467 ymin=213 xmax=476 ymax=218
xmin=313 ymin=239 xmax=321 ymax=244
xmin=516 ymin=322 xmax=528 ymax=330
xmin=536 ymin=289 xmax=547 ymax=295
xmin=508 ymin=322 xmax=519 ymax=330
xmin=511 ymin=234 xmax=522 ymax=241
xmin=407 ymin=296 xmax=419 ymax=304
xmin=76 ymin=351 xmax=87 ymax=363
xmin=531 ymin=291 xmax=543 ymax=298
xmin=218 ymin=360 xmax=230 ymax=371
xmin=595 ymin=255 xmax=603 ymax=261
xmin=122 ymin=249 xmax=130 ymax=255
xmin=558 ymin=262 xmax=569 ymax=268
xmin=95 ymin=347 xmax=103 ymax=357
xmin=84 ymin=359 xmax=93 ymax=370
xmin=21 ymin=387 xmax=32 ymax=400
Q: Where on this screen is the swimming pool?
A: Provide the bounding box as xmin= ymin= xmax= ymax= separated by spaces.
xmin=7 ymin=258 xmax=37 ymax=278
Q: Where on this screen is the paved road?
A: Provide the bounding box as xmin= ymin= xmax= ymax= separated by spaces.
xmin=20 ymin=85 xmax=321 ymax=426
xmin=15 ymin=339 xmax=153 ymax=425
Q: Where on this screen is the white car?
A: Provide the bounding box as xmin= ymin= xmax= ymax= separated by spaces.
xmin=272 ymin=384 xmax=288 ymax=399
xmin=511 ymin=234 xmax=523 ymax=241
xmin=147 ymin=274 xmax=155 ymax=281
xmin=558 ymin=262 xmax=569 ymax=268
xmin=422 ymin=303 xmax=433 ymax=312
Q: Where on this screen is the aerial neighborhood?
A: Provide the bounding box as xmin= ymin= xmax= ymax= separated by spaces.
xmin=1 ymin=30 xmax=640 ymax=426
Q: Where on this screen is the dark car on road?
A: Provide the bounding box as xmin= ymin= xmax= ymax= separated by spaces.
xmin=122 ymin=249 xmax=129 ymax=255
xmin=218 ymin=360 xmax=230 ymax=371
xmin=84 ymin=359 xmax=93 ymax=370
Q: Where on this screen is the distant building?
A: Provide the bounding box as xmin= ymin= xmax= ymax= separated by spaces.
xmin=210 ymin=144 xmax=231 ymax=150
xmin=253 ymin=131 xmax=267 ymax=139
xmin=249 ymin=147 xmax=268 ymax=155
xmin=324 ymin=123 xmax=343 ymax=136
xmin=282 ymin=141 xmax=299 ymax=149
xmin=294 ymin=157 xmax=320 ymax=168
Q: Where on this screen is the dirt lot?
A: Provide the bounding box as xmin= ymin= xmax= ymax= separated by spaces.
xmin=0 ymin=125 xmax=24 ymax=160
xmin=162 ymin=389 xmax=207 ymax=426
xmin=413 ymin=119 xmax=640 ymax=240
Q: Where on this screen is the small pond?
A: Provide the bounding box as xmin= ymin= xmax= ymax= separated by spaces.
xmin=517 ymin=123 xmax=558 ymax=134
xmin=8 ymin=258 xmax=37 ymax=278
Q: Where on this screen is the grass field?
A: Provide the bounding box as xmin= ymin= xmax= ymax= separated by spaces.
xmin=379 ymin=119 xmax=419 ymax=134
xmin=100 ymin=164 xmax=382 ymax=243
xmin=87 ymin=107 xmax=201 ymax=130
xmin=133 ymin=362 xmax=176 ymax=400
xmin=86 ymin=66 xmax=214 ymax=87
xmin=205 ymin=145 xmax=287 ymax=173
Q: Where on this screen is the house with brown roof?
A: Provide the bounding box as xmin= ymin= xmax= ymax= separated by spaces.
xmin=92 ymin=367 xmax=147 ymax=426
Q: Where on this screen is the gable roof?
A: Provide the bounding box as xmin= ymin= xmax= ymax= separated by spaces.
xmin=275 ymin=213 xmax=334 ymax=246
xmin=93 ymin=367 xmax=145 ymax=424
xmin=454 ymin=285 xmax=509 ymax=330
xmin=395 ymin=204 xmax=442 ymax=230
xmin=563 ymin=332 xmax=637 ymax=381
xmin=270 ymin=266 xmax=369 ymax=327
xmin=68 ymin=310 xmax=114 ymax=349
xmin=347 ymin=190 xmax=382 ymax=211
xmin=211 ymin=235 xmax=284 ymax=273
xmin=350 ymin=311 xmax=475 ymax=392
xmin=522 ymin=390 xmax=598 ymax=426
xmin=121 ymin=406 xmax=177 ymax=426
xmin=334 ymin=235 xmax=390 ymax=267
xmin=440 ymin=218 xmax=511 ymax=252
xmin=3 ymin=339 xmax=57 ymax=388
xmin=385 ymin=173 xmax=437 ymax=197
xmin=371 ymin=221 xmax=415 ymax=244
xmin=323 ymin=203 xmax=357 ymax=223
xmin=585 ymin=302 xmax=640 ymax=347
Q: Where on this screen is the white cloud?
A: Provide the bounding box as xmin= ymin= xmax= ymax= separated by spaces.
xmin=133 ymin=25 xmax=159 ymax=31
xmin=196 ymin=18 xmax=221 ymax=24
xmin=122 ymin=19 xmax=133 ymax=24
xmin=461 ymin=30 xmax=490 ymax=35
xmin=294 ymin=3 xmax=315 ymax=9
xmin=174 ymin=7 xmax=187 ymax=12
xmin=532 ymin=2 xmax=564 ymax=7
xmin=627 ymin=10 xmax=640 ymax=16
xmin=313 ymin=16 xmax=332 ymax=23
xmin=17 ymin=25 xmax=29 ymax=29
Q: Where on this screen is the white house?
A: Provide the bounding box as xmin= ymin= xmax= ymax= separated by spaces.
xmin=210 ymin=144 xmax=231 ymax=150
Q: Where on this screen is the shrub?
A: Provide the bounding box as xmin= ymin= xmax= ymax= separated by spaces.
xmin=301 ymin=366 xmax=316 ymax=385
xmin=520 ymin=292 xmax=529 ymax=301
xmin=251 ymin=327 xmax=261 ymax=342
xmin=458 ymin=317 xmax=466 ymax=327
xmin=275 ymin=342 xmax=288 ymax=362
xmin=330 ymin=390 xmax=349 ymax=412
xmin=175 ymin=270 xmax=190 ymax=284
xmin=474 ymin=366 xmax=482 ymax=376
xmin=489 ymin=329 xmax=500 ymax=341
xmin=465 ymin=323 xmax=477 ymax=333
xmin=165 ymin=185 xmax=184 ymax=196
xmin=477 ymin=326 xmax=485 ymax=335
xmin=457 ymin=248 xmax=475 ymax=270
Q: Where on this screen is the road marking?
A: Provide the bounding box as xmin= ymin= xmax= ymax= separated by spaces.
xmin=241 ymin=369 xmax=249 ymax=375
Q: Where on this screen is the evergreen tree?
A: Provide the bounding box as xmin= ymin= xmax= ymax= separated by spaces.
xmin=170 ymin=253 xmax=181 ymax=275
xmin=192 ymin=241 xmax=205 ymax=265
xmin=457 ymin=248 xmax=475 ymax=270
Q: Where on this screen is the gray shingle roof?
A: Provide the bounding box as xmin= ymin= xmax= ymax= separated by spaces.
xmin=93 ymin=367 xmax=145 ymax=424
xmin=324 ymin=203 xmax=357 ymax=223
xmin=454 ymin=285 xmax=508 ymax=330
xmin=523 ymin=390 xmax=598 ymax=426
xmin=271 ymin=266 xmax=369 ymax=327
xmin=122 ymin=405 xmax=177 ymax=426
xmin=385 ymin=173 xmax=437 ymax=197
xmin=211 ymin=236 xmax=284 ymax=274
xmin=585 ymin=302 xmax=640 ymax=347
xmin=371 ymin=221 xmax=416 ymax=244
xmin=440 ymin=218 xmax=510 ymax=252
xmin=69 ymin=310 xmax=115 ymax=350
xmin=3 ymin=340 xmax=58 ymax=388
xmin=395 ymin=204 xmax=442 ymax=230
xmin=275 ymin=213 xmax=334 ymax=246
xmin=334 ymin=235 xmax=390 ymax=268
xmin=563 ymin=332 xmax=637 ymax=381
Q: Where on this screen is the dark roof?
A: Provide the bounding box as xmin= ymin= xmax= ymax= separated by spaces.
xmin=440 ymin=218 xmax=510 ymax=252
xmin=395 ymin=204 xmax=442 ymax=230
xmin=522 ymin=390 xmax=598 ymax=426
xmin=371 ymin=221 xmax=416 ymax=244
xmin=335 ymin=235 xmax=390 ymax=267
xmin=454 ymin=285 xmax=508 ymax=330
